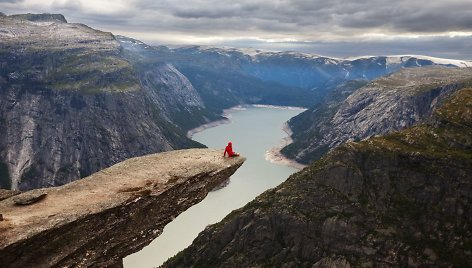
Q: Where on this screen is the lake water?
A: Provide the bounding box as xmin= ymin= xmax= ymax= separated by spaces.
xmin=123 ymin=106 xmax=304 ymax=267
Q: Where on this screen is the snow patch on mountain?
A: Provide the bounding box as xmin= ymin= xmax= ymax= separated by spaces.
xmin=346 ymin=55 xmax=471 ymax=68
xmin=405 ymin=55 xmax=471 ymax=67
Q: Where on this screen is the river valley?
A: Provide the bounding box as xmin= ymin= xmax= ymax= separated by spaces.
xmin=124 ymin=106 xmax=304 ymax=267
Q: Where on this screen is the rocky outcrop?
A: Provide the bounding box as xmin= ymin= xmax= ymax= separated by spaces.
xmin=0 ymin=149 xmax=245 ymax=267
xmin=0 ymin=15 xmax=204 ymax=190
xmin=11 ymin=190 xmax=47 ymax=205
xmin=0 ymin=189 xmax=20 ymax=201
xmin=6 ymin=13 xmax=67 ymax=23
xmin=163 ymin=89 xmax=472 ymax=267
xmin=283 ymin=66 xmax=472 ymax=164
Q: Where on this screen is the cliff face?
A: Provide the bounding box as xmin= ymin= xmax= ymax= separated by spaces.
xmin=0 ymin=149 xmax=245 ymax=268
xmin=0 ymin=14 xmax=203 ymax=190
xmin=118 ymin=38 xmax=219 ymax=131
xmin=283 ymin=66 xmax=472 ymax=164
xmin=164 ymin=89 xmax=472 ymax=267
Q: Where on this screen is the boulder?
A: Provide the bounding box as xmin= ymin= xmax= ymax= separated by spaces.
xmin=12 ymin=190 xmax=47 ymax=205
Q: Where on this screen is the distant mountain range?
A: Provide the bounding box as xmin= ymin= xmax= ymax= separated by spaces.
xmin=119 ymin=35 xmax=471 ymax=109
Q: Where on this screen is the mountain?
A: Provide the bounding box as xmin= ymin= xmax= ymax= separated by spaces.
xmin=118 ymin=37 xmax=471 ymax=113
xmin=167 ymin=46 xmax=470 ymax=86
xmin=118 ymin=36 xmax=319 ymax=111
xmin=0 ymin=14 xmax=204 ymax=190
xmin=158 ymin=45 xmax=471 ymax=91
xmin=163 ymin=87 xmax=472 ymax=267
xmin=282 ymin=66 xmax=472 ymax=164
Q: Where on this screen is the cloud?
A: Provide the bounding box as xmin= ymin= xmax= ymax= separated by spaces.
xmin=0 ymin=0 xmax=471 ymax=59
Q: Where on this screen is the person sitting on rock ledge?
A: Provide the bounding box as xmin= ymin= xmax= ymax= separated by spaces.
xmin=224 ymin=141 xmax=240 ymax=157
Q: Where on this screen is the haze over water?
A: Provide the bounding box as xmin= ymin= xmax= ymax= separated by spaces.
xmin=124 ymin=106 xmax=304 ymax=267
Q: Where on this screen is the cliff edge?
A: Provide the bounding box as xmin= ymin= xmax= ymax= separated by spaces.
xmin=0 ymin=148 xmax=245 ymax=267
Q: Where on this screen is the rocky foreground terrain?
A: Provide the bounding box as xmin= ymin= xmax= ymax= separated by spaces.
xmin=0 ymin=149 xmax=245 ymax=267
xmin=283 ymin=66 xmax=472 ymax=164
xmin=164 ymin=88 xmax=472 ymax=267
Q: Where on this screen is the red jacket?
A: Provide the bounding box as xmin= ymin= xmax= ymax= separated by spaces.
xmin=224 ymin=143 xmax=235 ymax=157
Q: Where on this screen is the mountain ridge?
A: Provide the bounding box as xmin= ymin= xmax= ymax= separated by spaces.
xmin=167 ymin=43 xmax=471 ymax=67
xmin=282 ymin=66 xmax=472 ymax=164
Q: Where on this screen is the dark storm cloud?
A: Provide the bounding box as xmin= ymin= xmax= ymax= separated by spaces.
xmin=339 ymin=1 xmax=472 ymax=32
xmin=213 ymin=35 xmax=472 ymax=60
xmin=0 ymin=0 xmax=471 ymax=59
xmin=161 ymin=0 xmax=472 ymax=33
xmin=3 ymin=0 xmax=472 ymax=34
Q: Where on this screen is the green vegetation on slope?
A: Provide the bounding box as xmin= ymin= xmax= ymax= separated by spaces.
xmin=45 ymin=53 xmax=140 ymax=93
xmin=0 ymin=49 xmax=140 ymax=94
xmin=362 ymin=88 xmax=472 ymax=159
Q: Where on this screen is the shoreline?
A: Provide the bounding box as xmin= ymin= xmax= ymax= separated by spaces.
xmin=264 ymin=122 xmax=307 ymax=170
xmin=187 ymin=104 xmax=308 ymax=170
xmin=186 ymin=117 xmax=231 ymax=138
xmin=249 ymin=104 xmax=307 ymax=111
xmin=186 ymin=106 xmax=236 ymax=138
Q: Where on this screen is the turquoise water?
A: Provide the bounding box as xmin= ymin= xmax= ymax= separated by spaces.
xmin=124 ymin=106 xmax=303 ymax=267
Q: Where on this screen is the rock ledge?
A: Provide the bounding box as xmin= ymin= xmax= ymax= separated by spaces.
xmin=0 ymin=148 xmax=244 ymax=267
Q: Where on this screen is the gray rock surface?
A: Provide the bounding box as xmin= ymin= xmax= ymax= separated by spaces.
xmin=11 ymin=190 xmax=47 ymax=205
xmin=283 ymin=66 xmax=472 ymax=164
xmin=136 ymin=62 xmax=213 ymax=130
xmin=0 ymin=148 xmax=245 ymax=267
xmin=0 ymin=189 xmax=21 ymax=201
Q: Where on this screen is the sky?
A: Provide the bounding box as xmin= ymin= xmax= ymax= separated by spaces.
xmin=1 ymin=0 xmax=472 ymax=59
